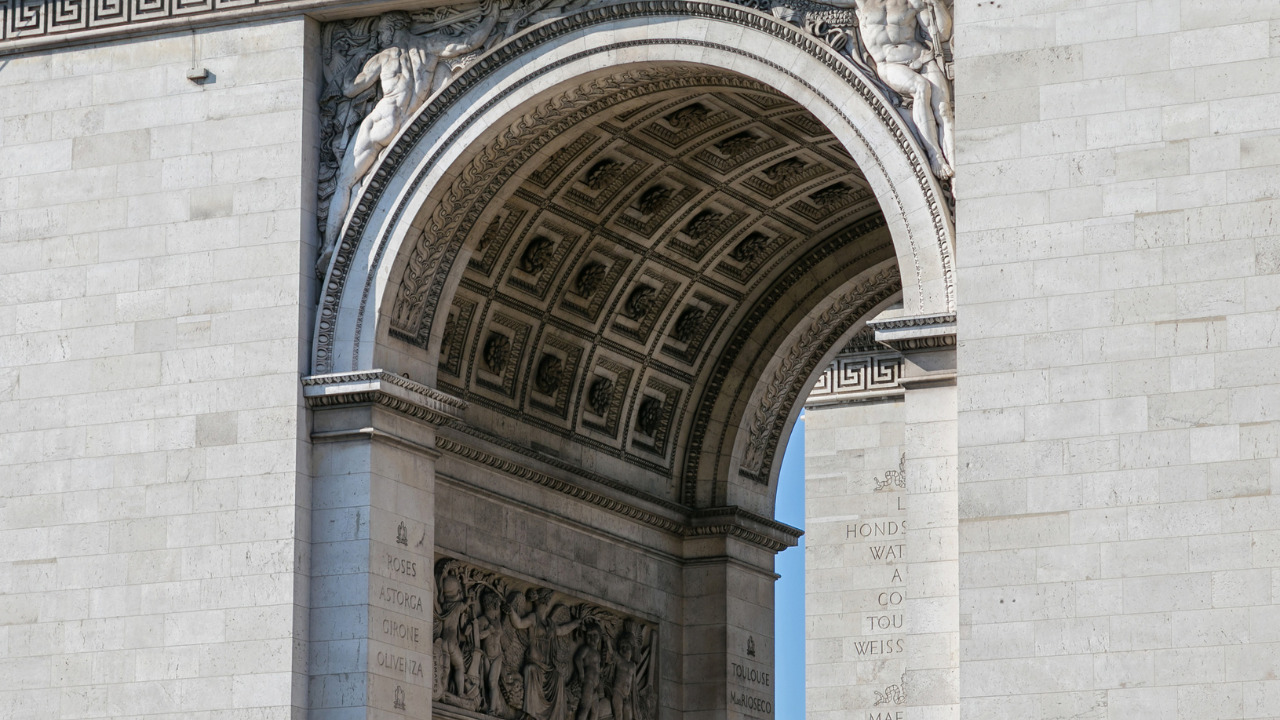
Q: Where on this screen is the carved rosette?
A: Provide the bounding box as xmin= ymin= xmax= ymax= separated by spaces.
xmin=433 ymin=557 xmax=659 ymax=719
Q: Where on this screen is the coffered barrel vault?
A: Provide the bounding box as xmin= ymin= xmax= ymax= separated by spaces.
xmin=311 ymin=3 xmax=958 ymax=523
xmin=383 ymin=70 xmax=898 ymax=510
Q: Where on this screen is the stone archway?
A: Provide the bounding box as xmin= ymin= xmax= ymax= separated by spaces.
xmin=310 ymin=0 xmax=954 ymax=379
xmin=302 ymin=3 xmax=957 ymax=718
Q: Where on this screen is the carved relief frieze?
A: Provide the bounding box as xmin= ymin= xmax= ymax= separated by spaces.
xmin=432 ymin=557 xmax=659 ymax=719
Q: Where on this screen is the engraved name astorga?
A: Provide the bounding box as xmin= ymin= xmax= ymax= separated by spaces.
xmin=378 ymin=584 xmax=424 ymax=614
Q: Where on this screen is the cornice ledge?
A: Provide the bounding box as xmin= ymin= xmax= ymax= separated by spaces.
xmin=436 ymin=435 xmax=802 ymax=553
xmin=687 ymin=505 xmax=803 ymax=552
xmin=302 ymin=370 xmax=467 ymax=425
xmin=868 ymin=312 xmax=956 ymax=354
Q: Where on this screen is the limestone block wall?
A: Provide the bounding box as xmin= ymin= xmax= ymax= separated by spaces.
xmin=955 ymin=2 xmax=1280 ymax=717
xmin=805 ymin=399 xmax=908 ymax=719
xmin=0 ymin=20 xmax=318 ymax=718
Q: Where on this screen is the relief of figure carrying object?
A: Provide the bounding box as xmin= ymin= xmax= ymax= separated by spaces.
xmin=508 ymin=587 xmax=590 ymax=720
xmin=435 ymin=568 xmax=482 ymax=709
xmin=431 ymin=558 xmax=658 ymax=720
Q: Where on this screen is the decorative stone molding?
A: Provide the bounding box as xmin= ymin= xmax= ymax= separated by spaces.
xmin=805 ymin=328 xmax=905 ymax=406
xmin=435 ymin=435 xmax=802 ymax=552
xmin=302 ymin=369 xmax=468 ymax=425
xmin=431 ymin=556 xmax=659 ymax=718
xmin=867 ymin=312 xmax=955 ymax=353
xmin=687 ymin=505 xmax=805 ymax=552
xmin=0 ymin=0 xmax=298 ymax=53
xmin=736 ymin=264 xmax=899 ymax=484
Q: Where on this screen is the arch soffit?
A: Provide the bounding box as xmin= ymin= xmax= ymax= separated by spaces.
xmin=715 ymin=264 xmax=904 ymax=512
xmin=313 ymin=0 xmax=956 ymax=379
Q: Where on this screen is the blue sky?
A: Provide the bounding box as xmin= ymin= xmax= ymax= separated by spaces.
xmin=774 ymin=416 xmax=805 ymax=717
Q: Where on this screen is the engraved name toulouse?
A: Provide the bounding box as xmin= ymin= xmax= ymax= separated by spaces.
xmin=433 ymin=557 xmax=658 ymax=719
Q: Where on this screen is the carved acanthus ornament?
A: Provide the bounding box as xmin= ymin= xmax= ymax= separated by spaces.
xmin=432 ymin=557 xmax=659 ymax=719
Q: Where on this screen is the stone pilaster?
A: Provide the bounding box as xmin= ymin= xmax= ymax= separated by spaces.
xmin=683 ymin=510 xmax=799 ymax=720
xmin=871 ymin=314 xmax=959 ymax=720
xmin=303 ymin=371 xmax=465 ymax=719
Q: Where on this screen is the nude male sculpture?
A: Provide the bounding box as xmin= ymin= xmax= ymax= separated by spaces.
xmin=320 ymin=2 xmax=500 ymax=270
xmin=827 ymin=0 xmax=954 ymax=179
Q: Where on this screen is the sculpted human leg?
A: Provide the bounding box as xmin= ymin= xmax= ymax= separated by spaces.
xmin=319 ymin=105 xmax=399 ymax=270
xmin=923 ymin=59 xmax=955 ymax=174
xmin=878 ymin=61 xmax=952 ymax=179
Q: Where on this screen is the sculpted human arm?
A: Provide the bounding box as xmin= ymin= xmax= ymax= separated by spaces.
xmin=555 ymin=616 xmax=583 ymax=637
xmin=914 ymin=0 xmax=951 ymax=45
xmin=429 ymin=0 xmax=501 ymax=59
xmin=508 ymin=607 xmax=533 ymax=629
xmin=344 ymin=53 xmax=385 ymax=98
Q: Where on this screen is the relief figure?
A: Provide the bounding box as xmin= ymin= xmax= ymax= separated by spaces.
xmin=319 ymin=2 xmax=500 ymax=271
xmin=826 ymin=0 xmax=954 ymax=178
xmin=508 ymin=588 xmax=585 ymax=720
xmin=432 ymin=558 xmax=658 ymax=720
xmin=476 ymin=589 xmax=512 ymax=717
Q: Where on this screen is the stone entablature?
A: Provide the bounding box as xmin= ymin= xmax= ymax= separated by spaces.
xmin=804 ymin=329 xmax=905 ymax=406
